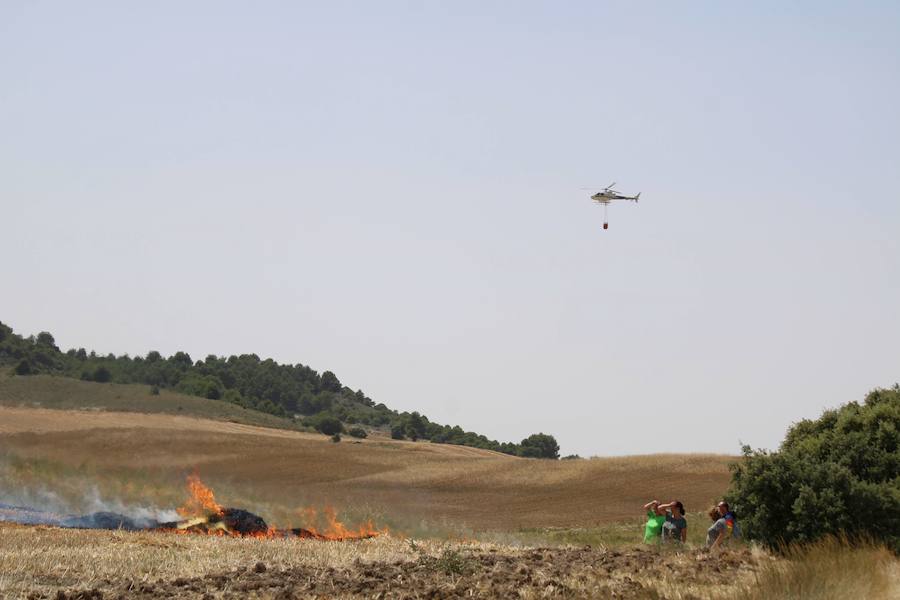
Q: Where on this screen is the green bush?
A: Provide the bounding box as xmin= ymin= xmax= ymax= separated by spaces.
xmin=727 ymin=386 xmax=900 ymax=553
xmin=176 ymin=374 xmax=223 ymax=400
xmin=14 ymin=359 xmax=32 ymax=376
xmin=418 ymin=547 xmax=474 ymax=575
xmin=92 ymin=366 xmax=111 ymax=383
xmin=518 ymin=433 xmax=560 ymax=459
xmin=316 ymin=416 xmax=343 ymax=436
xmin=348 ymin=427 xmax=367 ymax=439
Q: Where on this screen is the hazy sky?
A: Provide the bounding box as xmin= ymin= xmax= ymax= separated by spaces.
xmin=2 ymin=1 xmax=898 ymax=457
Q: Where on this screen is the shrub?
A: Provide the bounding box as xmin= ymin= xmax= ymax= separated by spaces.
xmin=14 ymin=359 xmax=32 ymax=376
xmin=92 ymin=366 xmax=111 ymax=383
xmin=331 ymin=433 xmax=341 ymax=443
xmin=727 ymin=386 xmax=900 ymax=553
xmin=176 ymin=375 xmax=223 ymax=400
xmin=390 ymin=424 xmax=406 ymax=440
xmin=403 ymin=412 xmax=426 ymax=441
xmin=420 ymin=548 xmax=473 ymax=575
xmin=150 ymin=385 xmax=160 ymax=396
xmin=316 ymin=416 xmax=343 ymax=436
xmin=222 ymin=389 xmax=243 ymax=405
xmin=519 ymin=433 xmax=560 ymax=459
xmin=348 ymin=427 xmax=367 ymax=439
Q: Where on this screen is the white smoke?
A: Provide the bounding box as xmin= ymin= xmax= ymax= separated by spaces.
xmin=81 ymin=486 xmax=179 ymax=524
xmin=0 ymin=458 xmax=179 ymax=528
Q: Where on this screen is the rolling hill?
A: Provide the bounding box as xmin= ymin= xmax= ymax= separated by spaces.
xmin=0 ymin=375 xmax=733 ymax=532
xmin=0 ymin=321 xmax=558 ymax=457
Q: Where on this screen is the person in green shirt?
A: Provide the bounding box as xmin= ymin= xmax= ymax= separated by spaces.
xmin=642 ymin=500 xmax=667 ymax=543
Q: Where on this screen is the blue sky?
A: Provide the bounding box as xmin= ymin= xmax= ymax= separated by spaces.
xmin=2 ymin=1 xmax=898 ymax=456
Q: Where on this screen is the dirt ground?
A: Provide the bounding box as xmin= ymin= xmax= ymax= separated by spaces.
xmin=0 ymin=406 xmax=733 ymax=532
xmin=45 ymin=549 xmax=759 ymax=600
xmin=123 ymin=548 xmax=758 ymax=600
xmin=2 ymin=524 xmax=761 ymax=600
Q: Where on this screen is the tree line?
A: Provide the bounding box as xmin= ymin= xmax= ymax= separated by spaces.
xmin=0 ymin=321 xmax=559 ymax=458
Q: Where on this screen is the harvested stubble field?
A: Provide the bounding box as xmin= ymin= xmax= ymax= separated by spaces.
xmin=3 ymin=525 xmax=896 ymax=600
xmin=1 ymin=522 xmax=769 ymax=599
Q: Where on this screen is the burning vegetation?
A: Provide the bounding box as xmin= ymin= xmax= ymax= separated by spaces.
xmin=2 ymin=474 xmax=385 ymax=541
xmin=160 ymin=474 xmax=385 ymax=540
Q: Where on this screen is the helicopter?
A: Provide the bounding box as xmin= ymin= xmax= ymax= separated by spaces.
xmin=587 ymin=183 xmax=640 ymax=229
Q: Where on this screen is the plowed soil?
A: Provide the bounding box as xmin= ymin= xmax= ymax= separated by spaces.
xmin=32 ymin=545 xmax=760 ymax=600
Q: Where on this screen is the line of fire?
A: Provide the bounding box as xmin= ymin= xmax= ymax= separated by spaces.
xmin=0 ymin=474 xmax=386 ymax=541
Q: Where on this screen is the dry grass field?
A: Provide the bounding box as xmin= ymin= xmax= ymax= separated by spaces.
xmin=4 ymin=376 xmax=895 ymax=598
xmin=0 ymin=374 xmax=736 ymax=532
xmin=0 ymin=403 xmax=733 ymax=532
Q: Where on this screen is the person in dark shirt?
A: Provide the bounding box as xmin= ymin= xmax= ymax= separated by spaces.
xmin=658 ymin=500 xmax=687 ymax=543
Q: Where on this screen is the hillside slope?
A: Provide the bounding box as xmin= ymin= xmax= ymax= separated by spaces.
xmin=0 ymin=402 xmax=733 ymax=531
xmin=0 ymin=372 xmax=301 ymax=431
xmin=0 ymin=322 xmax=559 ymax=457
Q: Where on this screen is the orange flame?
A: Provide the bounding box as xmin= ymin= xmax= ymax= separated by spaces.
xmin=295 ymin=506 xmax=387 ymax=540
xmin=177 ymin=473 xmax=224 ymax=518
xmin=166 ymin=474 xmax=386 ymax=540
xmin=247 ymin=526 xmax=280 ymax=540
